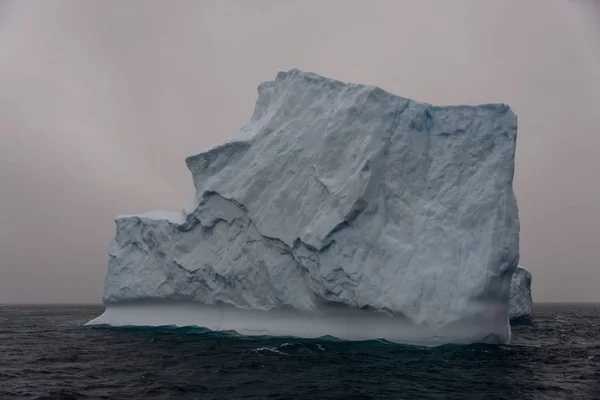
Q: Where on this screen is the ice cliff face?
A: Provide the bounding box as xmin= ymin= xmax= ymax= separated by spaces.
xmin=509 ymin=266 xmax=533 ymax=320
xmin=90 ymin=69 xmax=520 ymax=345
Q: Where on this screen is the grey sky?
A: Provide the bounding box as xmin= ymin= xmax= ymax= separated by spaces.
xmin=0 ymin=0 xmax=598 ymax=303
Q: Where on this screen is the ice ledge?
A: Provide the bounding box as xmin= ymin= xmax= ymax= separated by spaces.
xmin=116 ymin=210 xmax=185 ymax=225
xmin=86 ymin=301 xmax=509 ymax=347
xmin=115 ymin=196 xmax=202 ymax=225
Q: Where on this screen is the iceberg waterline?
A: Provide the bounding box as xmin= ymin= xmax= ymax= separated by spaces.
xmin=88 ymin=267 xmax=533 ymax=340
xmin=90 ymin=69 xmax=521 ymax=345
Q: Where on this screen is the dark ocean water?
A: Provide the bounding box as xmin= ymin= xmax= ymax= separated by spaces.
xmin=0 ymin=304 xmax=599 ymax=400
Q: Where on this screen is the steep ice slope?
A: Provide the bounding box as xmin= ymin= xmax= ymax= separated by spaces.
xmin=509 ymin=266 xmax=533 ymax=320
xmin=89 ymin=69 xmax=520 ymax=345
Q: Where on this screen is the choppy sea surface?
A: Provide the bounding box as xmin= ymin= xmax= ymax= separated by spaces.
xmin=1 ymin=304 xmax=599 ymax=400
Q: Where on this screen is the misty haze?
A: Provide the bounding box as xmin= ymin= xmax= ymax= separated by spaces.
xmin=1 ymin=1 xmax=600 ymax=398
xmin=1 ymin=1 xmax=598 ymax=305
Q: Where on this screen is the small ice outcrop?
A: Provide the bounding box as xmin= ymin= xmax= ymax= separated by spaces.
xmin=88 ymin=69 xmax=520 ymax=346
xmin=509 ymin=266 xmax=533 ymax=320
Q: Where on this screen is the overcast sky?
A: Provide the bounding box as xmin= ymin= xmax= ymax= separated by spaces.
xmin=0 ymin=0 xmax=598 ymax=304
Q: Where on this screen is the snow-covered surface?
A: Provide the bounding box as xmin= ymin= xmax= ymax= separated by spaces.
xmin=509 ymin=266 xmax=533 ymax=320
xmin=90 ymin=69 xmax=520 ymax=345
xmin=116 ymin=210 xmax=185 ymax=224
xmin=116 ymin=196 xmax=202 ymax=225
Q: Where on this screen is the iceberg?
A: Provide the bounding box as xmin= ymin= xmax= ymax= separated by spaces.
xmin=88 ymin=69 xmax=520 ymax=346
xmin=509 ymin=266 xmax=533 ymax=320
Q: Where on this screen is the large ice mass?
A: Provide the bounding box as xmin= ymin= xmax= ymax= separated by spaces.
xmin=88 ymin=69 xmax=520 ymax=346
xmin=509 ymin=266 xmax=533 ymax=320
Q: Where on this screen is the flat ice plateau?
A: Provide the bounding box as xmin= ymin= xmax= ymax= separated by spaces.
xmin=89 ymin=69 xmax=520 ymax=346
